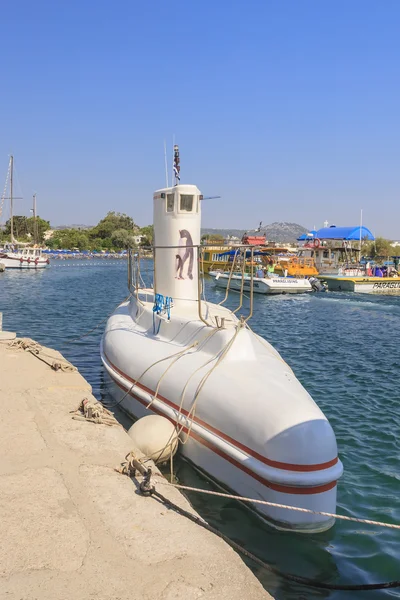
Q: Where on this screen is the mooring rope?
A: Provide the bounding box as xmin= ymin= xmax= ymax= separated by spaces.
xmin=116 ymin=461 xmax=400 ymax=592
xmin=154 ymin=481 xmax=400 ymax=531
xmin=150 ymin=486 xmax=400 ymax=592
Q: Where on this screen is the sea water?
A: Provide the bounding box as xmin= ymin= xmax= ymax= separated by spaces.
xmin=1 ymin=260 xmax=399 ymax=600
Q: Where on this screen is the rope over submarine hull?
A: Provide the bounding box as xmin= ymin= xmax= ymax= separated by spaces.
xmin=101 ymin=295 xmax=343 ymax=532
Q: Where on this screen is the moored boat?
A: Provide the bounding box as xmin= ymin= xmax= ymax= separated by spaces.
xmin=101 ymin=147 xmax=343 ymax=532
xmin=0 ymin=157 xmax=50 ymax=270
xmin=320 ymin=275 xmax=400 ymax=294
xmin=0 ymin=244 xmax=49 ymax=269
xmin=209 ymin=270 xmax=313 ymax=294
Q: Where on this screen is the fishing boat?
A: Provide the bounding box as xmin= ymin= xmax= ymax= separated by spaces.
xmin=209 ymin=270 xmax=313 ymax=294
xmin=101 ymin=147 xmax=343 ymax=532
xmin=0 ymin=156 xmax=49 ymax=269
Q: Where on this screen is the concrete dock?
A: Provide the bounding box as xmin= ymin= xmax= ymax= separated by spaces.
xmin=0 ymin=335 xmax=272 ymax=599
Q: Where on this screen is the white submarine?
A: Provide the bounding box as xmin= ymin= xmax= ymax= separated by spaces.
xmin=101 ymin=148 xmax=343 ymax=532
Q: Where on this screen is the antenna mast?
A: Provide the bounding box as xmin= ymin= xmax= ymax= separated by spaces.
xmin=163 ymin=141 xmax=169 ymax=187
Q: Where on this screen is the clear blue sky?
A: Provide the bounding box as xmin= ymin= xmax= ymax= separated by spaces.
xmin=1 ymin=0 xmax=399 ymax=237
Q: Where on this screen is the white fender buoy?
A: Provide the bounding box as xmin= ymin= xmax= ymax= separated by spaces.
xmin=128 ymin=415 xmax=179 ymax=464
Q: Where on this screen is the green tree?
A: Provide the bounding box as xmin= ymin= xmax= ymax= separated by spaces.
xmin=45 ymin=236 xmax=60 ymax=249
xmin=111 ymin=228 xmax=137 ymax=249
xmin=91 ymin=237 xmax=104 ymax=252
xmin=201 ymin=233 xmax=225 ymax=245
xmin=77 ymin=234 xmax=90 ymax=250
xmin=363 ymin=237 xmax=395 ymax=259
xmin=45 ymin=228 xmax=89 ymax=250
xmin=101 ymin=237 xmax=113 ymax=249
xmin=90 ymin=212 xmax=138 ymax=239
xmin=139 ymin=225 xmax=154 ymax=246
xmin=4 ymin=216 xmax=28 ymax=238
xmin=26 ymin=216 xmax=50 ymax=243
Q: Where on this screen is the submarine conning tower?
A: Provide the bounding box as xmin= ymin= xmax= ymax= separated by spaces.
xmin=153 ymin=183 xmax=202 ymax=309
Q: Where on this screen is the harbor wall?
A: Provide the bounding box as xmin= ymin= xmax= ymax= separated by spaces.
xmin=0 ymin=323 xmax=271 ymax=600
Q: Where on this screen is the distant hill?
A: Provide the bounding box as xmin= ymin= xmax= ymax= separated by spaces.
xmin=201 ymin=222 xmax=308 ymax=243
xmin=52 ymin=224 xmax=94 ymax=230
xmin=262 ymin=222 xmax=309 ymax=242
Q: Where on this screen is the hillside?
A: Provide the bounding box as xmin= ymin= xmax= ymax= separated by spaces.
xmin=53 ymin=224 xmax=94 ymax=230
xmin=201 ymin=222 xmax=309 ymax=243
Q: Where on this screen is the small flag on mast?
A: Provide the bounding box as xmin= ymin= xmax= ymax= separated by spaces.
xmin=173 ymin=145 xmax=180 ymax=184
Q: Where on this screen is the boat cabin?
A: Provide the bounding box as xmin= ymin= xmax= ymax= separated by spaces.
xmin=2 ymin=244 xmax=43 ymax=258
xmin=241 ymin=234 xmax=266 ymax=245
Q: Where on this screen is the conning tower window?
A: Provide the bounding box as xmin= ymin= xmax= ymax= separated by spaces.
xmin=180 ymin=194 xmax=194 ymax=212
xmin=166 ymin=193 xmax=175 ymax=212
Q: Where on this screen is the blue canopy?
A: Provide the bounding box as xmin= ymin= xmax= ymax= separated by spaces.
xmin=314 ymin=226 xmax=375 ymax=241
xmin=297 ymin=230 xmax=317 ymax=241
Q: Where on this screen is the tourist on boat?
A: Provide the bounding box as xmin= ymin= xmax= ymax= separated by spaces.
xmin=374 ymin=266 xmax=383 ymax=277
xmin=256 ymin=267 xmax=264 ymax=278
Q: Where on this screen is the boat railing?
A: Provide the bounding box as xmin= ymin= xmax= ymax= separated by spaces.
xmin=207 ymin=244 xmax=257 ymax=323
xmin=127 ymin=246 xmax=154 ymax=303
xmin=128 ymin=244 xmax=257 ymax=328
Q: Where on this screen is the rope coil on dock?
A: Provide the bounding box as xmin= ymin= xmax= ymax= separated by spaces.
xmin=71 ymin=397 xmax=121 ymax=427
xmin=7 ymin=338 xmax=77 ymax=372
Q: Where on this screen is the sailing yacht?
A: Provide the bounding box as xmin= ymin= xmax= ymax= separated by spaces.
xmin=0 ymin=156 xmax=49 ymax=269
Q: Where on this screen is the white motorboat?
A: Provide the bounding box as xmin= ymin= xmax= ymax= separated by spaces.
xmin=0 ymin=156 xmax=49 ymax=269
xmin=209 ymin=270 xmax=313 ymax=294
xmin=101 ymin=148 xmax=343 ymax=532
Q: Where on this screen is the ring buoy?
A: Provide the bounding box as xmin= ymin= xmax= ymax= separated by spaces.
xmin=27 ymin=257 xmax=31 ymax=263
xmin=46 ymin=258 xmax=50 ymax=264
xmin=35 ymin=258 xmax=39 ymax=265
xmin=20 ymin=257 xmax=23 ymax=263
xmin=314 ymin=238 xmax=321 ymax=248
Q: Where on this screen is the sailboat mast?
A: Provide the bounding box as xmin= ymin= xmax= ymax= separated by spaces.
xmin=33 ymin=193 xmax=37 ymax=244
xmin=10 ymin=155 xmax=13 ymax=243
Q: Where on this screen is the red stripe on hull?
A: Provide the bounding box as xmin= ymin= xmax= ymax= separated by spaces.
xmin=104 ymin=351 xmax=338 ymax=473
xmin=109 ymin=371 xmax=337 ymax=496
